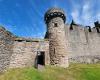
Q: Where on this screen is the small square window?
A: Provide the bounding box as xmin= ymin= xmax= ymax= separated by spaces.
xmin=54 ymin=23 xmax=58 ymax=27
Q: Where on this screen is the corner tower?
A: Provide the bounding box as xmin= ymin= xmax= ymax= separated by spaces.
xmin=44 ymin=8 xmax=69 ymax=68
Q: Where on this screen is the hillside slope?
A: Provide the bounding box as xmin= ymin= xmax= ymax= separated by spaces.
xmin=0 ymin=64 xmax=100 ymax=80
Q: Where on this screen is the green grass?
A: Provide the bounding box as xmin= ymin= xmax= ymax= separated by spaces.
xmin=0 ymin=64 xmax=100 ymax=80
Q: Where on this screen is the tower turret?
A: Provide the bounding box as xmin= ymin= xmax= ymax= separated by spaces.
xmin=44 ymin=8 xmax=69 ymax=68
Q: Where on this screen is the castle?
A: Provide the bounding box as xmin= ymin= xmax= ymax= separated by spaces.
xmin=0 ymin=8 xmax=100 ymax=71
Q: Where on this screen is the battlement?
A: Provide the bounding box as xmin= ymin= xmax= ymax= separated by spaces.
xmin=0 ymin=7 xmax=100 ymax=71
xmin=69 ymin=20 xmax=100 ymax=34
xmin=44 ymin=8 xmax=66 ymax=24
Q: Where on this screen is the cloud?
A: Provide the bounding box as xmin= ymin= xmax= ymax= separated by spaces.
xmin=71 ymin=9 xmax=80 ymax=24
xmin=81 ymin=1 xmax=94 ymax=26
xmin=70 ymin=0 xmax=97 ymax=27
xmin=70 ymin=0 xmax=81 ymax=24
xmin=82 ymin=2 xmax=91 ymax=21
xmin=96 ymin=13 xmax=100 ymax=21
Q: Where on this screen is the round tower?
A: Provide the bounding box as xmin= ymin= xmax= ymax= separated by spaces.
xmin=44 ymin=8 xmax=69 ymax=68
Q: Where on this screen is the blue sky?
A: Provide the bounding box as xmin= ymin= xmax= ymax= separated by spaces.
xmin=0 ymin=0 xmax=100 ymax=38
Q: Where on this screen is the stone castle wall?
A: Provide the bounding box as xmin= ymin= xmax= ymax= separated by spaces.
xmin=0 ymin=7 xmax=100 ymax=71
xmin=0 ymin=21 xmax=100 ymax=71
xmin=0 ymin=27 xmax=14 ymax=72
xmin=9 ymin=39 xmax=49 ymax=68
xmin=65 ymin=24 xmax=100 ymax=63
xmin=47 ymin=17 xmax=68 ymax=67
xmin=0 ymin=27 xmax=49 ymax=71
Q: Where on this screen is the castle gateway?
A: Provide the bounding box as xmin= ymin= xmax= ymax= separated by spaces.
xmin=0 ymin=8 xmax=100 ymax=71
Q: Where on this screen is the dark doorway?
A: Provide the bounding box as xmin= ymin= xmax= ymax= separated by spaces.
xmin=37 ymin=51 xmax=45 ymax=65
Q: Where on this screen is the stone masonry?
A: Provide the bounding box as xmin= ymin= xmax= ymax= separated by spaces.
xmin=0 ymin=7 xmax=100 ymax=72
xmin=9 ymin=38 xmax=49 ymax=68
xmin=44 ymin=8 xmax=69 ymax=68
xmin=0 ymin=27 xmax=14 ymax=72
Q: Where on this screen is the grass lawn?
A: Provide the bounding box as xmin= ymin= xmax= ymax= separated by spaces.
xmin=0 ymin=64 xmax=100 ymax=80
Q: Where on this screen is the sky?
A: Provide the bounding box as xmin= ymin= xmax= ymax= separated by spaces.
xmin=0 ymin=0 xmax=100 ymax=38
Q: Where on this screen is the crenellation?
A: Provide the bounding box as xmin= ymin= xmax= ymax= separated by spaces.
xmin=0 ymin=8 xmax=100 ymax=72
xmin=86 ymin=26 xmax=92 ymax=32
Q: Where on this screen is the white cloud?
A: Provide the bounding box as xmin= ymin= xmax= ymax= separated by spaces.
xmin=96 ymin=13 xmax=100 ymax=21
xmin=70 ymin=0 xmax=98 ymax=27
xmin=82 ymin=2 xmax=91 ymax=21
xmin=71 ymin=9 xmax=80 ymax=24
xmin=81 ymin=0 xmax=95 ymax=27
